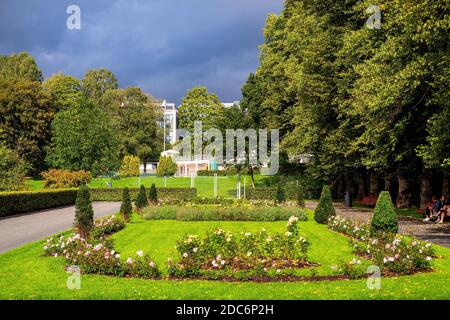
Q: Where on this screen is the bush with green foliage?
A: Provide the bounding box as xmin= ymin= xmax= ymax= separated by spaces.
xmin=41 ymin=169 xmax=92 ymax=188
xmin=148 ymin=183 xmax=158 ymax=204
xmin=275 ymin=183 xmax=285 ymax=205
xmin=0 ymin=145 xmax=27 ymax=191
xmin=297 ymin=184 xmax=305 ymax=208
xmin=120 ymin=188 xmax=133 ymax=222
xmin=0 ymin=189 xmax=78 ymax=217
xmin=370 ymin=191 xmax=398 ymax=235
xmin=118 ymin=155 xmax=140 ymax=178
xmin=156 ymin=156 xmax=177 ymax=177
xmin=74 ymin=185 xmax=94 ymax=238
xmin=142 ymin=204 xmax=308 ymax=222
xmin=90 ymin=187 xmax=196 ymax=203
xmin=314 ymin=185 xmax=335 ymax=224
xmin=135 ymin=185 xmax=148 ymax=210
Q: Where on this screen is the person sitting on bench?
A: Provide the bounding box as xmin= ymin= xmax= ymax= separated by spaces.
xmin=424 ymin=196 xmax=441 ymax=222
xmin=437 ymin=195 xmax=448 ymax=224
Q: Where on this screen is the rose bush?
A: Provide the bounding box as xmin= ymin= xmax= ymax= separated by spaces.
xmin=328 ymin=216 xmax=435 ymax=276
xmin=168 ymin=216 xmax=310 ymax=278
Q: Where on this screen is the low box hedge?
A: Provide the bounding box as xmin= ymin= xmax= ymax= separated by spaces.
xmin=90 ymin=188 xmax=197 ymax=202
xmin=248 ymin=183 xmax=321 ymax=201
xmin=0 ymin=189 xmax=78 ymax=218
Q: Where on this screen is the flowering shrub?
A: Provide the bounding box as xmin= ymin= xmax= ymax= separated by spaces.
xmin=91 ymin=217 xmax=125 ymax=239
xmin=168 ymin=216 xmax=310 ymax=278
xmin=328 ymin=216 xmax=370 ymax=241
xmin=44 ymin=234 xmax=160 ymax=278
xmin=43 ymin=218 xmax=160 ymax=279
xmin=328 ymin=216 xmax=435 ymax=276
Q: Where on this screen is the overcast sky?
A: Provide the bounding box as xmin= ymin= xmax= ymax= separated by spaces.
xmin=0 ymin=0 xmax=283 ymax=103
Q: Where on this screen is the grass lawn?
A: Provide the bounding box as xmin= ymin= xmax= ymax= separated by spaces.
xmin=26 ymin=175 xmax=270 ymax=198
xmin=1 ymin=211 xmax=449 ymax=300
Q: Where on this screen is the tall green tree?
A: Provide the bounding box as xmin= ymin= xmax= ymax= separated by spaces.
xmin=0 ymin=52 xmax=43 ymax=82
xmin=42 ymin=73 xmax=82 ymax=111
xmin=0 ymin=79 xmax=55 ymax=173
xmin=178 ymin=87 xmax=224 ymax=131
xmin=101 ymin=87 xmax=162 ymax=170
xmin=82 ymin=68 xmax=118 ymax=101
xmin=46 ymin=98 xmax=120 ymax=176
xmin=0 ymin=145 xmax=27 ymax=191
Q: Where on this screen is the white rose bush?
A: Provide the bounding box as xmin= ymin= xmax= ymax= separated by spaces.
xmin=168 ymin=216 xmax=311 ymax=279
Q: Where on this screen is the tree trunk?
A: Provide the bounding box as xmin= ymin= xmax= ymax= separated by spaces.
xmin=384 ymin=174 xmax=392 ymax=193
xmin=357 ymin=169 xmax=366 ymax=200
xmin=443 ymin=174 xmax=450 ymax=198
xmin=369 ymin=170 xmax=378 ymax=196
xmin=420 ymin=172 xmax=432 ymax=208
xmin=249 ymin=166 xmax=256 ymax=188
xmin=396 ymin=174 xmax=411 ymax=208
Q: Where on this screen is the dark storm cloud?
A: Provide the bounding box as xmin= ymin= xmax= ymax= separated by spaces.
xmin=0 ymin=0 xmax=283 ymax=103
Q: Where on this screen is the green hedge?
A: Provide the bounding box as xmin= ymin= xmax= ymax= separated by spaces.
xmin=0 ymin=189 xmax=78 ymax=218
xmin=142 ymin=205 xmax=308 ymax=222
xmin=248 ymin=183 xmax=321 ymax=200
xmin=90 ymin=188 xmax=197 ymax=202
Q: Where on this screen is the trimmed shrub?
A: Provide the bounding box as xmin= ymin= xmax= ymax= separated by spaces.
xmin=118 ymin=155 xmax=140 ymax=178
xmin=74 ymin=185 xmax=94 ymax=238
xmin=370 ymin=191 xmax=398 ymax=235
xmin=148 ymin=183 xmax=158 ymax=204
xmin=314 ymin=185 xmax=335 ymax=224
xmin=90 ymin=187 xmax=196 ymax=203
xmin=297 ymin=184 xmax=305 ymax=208
xmin=142 ymin=205 xmax=308 ymax=222
xmin=275 ymin=183 xmax=285 ymax=205
xmin=135 ymin=185 xmax=148 ymax=210
xmin=0 ymin=189 xmax=78 ymax=217
xmin=156 ymin=156 xmax=177 ymax=177
xmin=41 ymin=169 xmax=92 ymax=188
xmin=120 ymin=188 xmax=133 ymax=222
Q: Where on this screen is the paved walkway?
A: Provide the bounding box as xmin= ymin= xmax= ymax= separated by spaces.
xmin=0 ymin=202 xmax=121 ymax=253
xmin=305 ymin=201 xmax=450 ymax=248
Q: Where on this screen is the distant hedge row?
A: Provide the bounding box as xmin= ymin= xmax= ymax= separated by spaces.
xmin=90 ymin=188 xmax=197 ymax=202
xmin=247 ymin=184 xmax=321 ymax=200
xmin=0 ymin=187 xmax=197 ymax=218
xmin=0 ymin=189 xmax=78 ymax=218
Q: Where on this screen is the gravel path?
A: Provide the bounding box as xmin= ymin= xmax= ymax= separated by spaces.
xmin=305 ymin=201 xmax=450 ymax=248
xmin=0 ymin=202 xmax=121 ymax=253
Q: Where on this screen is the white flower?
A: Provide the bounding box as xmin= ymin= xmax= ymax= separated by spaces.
xmin=137 ymin=250 xmax=144 ymax=257
xmin=115 ymin=254 xmax=120 ymax=259
xmin=288 ymin=216 xmax=298 ymax=225
xmin=426 ymin=256 xmax=432 ymax=261
xmin=193 ymin=247 xmax=198 ymax=253
xmin=149 ymin=261 xmax=156 ymax=268
xmin=127 ymin=258 xmax=134 ymax=265
xmin=43 ymin=245 xmax=48 ymax=250
xmin=285 ymin=231 xmax=292 ymax=237
xmin=220 ymin=260 xmax=225 ymax=266
xmin=276 ymin=269 xmax=281 ymax=273
xmin=182 ymin=252 xmax=189 ymax=258
xmin=111 ymin=250 xmax=115 ymax=255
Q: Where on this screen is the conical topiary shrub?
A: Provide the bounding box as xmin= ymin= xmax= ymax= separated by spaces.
xmin=370 ymin=191 xmax=398 ymax=235
xmin=135 ymin=185 xmax=148 ymax=211
xmin=149 ymin=183 xmax=158 ymax=205
xmin=275 ymin=182 xmax=286 ymax=205
xmin=297 ymin=184 xmax=305 ymax=208
xmin=74 ymin=185 xmax=94 ymax=239
xmin=314 ymin=185 xmax=335 ymax=224
xmin=120 ymin=187 xmax=133 ymax=222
